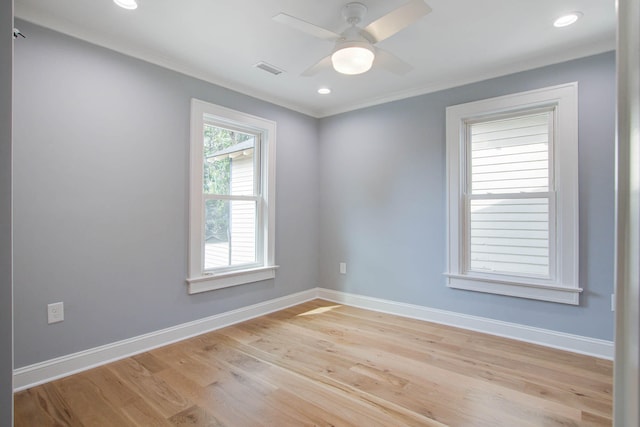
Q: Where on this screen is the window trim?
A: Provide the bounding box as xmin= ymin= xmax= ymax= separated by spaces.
xmin=187 ymin=99 xmax=277 ymax=294
xmin=445 ymin=83 xmax=580 ymax=305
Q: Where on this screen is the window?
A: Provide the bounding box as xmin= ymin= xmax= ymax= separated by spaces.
xmin=187 ymin=99 xmax=277 ymax=294
xmin=445 ymin=83 xmax=580 ymax=304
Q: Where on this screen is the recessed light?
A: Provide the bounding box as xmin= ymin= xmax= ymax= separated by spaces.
xmin=114 ymin=0 xmax=138 ymax=10
xmin=318 ymin=88 xmax=331 ymax=95
xmin=554 ymin=12 xmax=582 ymax=27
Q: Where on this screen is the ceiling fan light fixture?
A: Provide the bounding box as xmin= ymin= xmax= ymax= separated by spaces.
xmin=114 ymin=0 xmax=138 ymax=10
xmin=331 ymin=41 xmax=375 ymax=75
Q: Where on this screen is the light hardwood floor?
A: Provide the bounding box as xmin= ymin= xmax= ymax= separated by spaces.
xmin=14 ymin=299 xmax=612 ymax=426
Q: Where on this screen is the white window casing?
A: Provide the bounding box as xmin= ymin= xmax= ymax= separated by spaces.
xmin=445 ymin=83 xmax=580 ymax=304
xmin=187 ymin=99 xmax=277 ymax=294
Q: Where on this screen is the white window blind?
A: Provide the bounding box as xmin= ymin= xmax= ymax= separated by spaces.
xmin=467 ymin=111 xmax=553 ymax=279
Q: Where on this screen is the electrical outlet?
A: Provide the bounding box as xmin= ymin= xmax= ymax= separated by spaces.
xmin=48 ymin=302 xmax=64 ymax=324
xmin=339 ymin=262 xmax=347 ymax=275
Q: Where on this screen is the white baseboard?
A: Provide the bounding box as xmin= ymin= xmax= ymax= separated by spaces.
xmin=13 ymin=288 xmax=318 ymax=391
xmin=316 ymin=288 xmax=614 ymax=360
xmin=14 ymin=287 xmax=613 ymax=391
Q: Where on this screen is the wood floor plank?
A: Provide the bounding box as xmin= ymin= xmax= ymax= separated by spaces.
xmin=107 ymin=356 xmax=193 ymax=419
xmin=14 ymin=383 xmax=83 ymax=426
xmin=153 ymin=368 xmax=263 ymax=426
xmin=14 ymin=299 xmax=613 ymax=426
xmin=150 ymin=342 xmax=226 ymax=388
xmin=168 ymin=405 xmax=225 ymax=427
xmin=51 ymin=374 xmax=134 ymax=426
xmin=120 ymin=397 xmax=174 ymax=426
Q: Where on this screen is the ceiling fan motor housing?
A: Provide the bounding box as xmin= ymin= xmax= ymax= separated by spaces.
xmin=339 ymin=25 xmax=369 ymax=43
xmin=342 ymin=2 xmax=368 ymax=25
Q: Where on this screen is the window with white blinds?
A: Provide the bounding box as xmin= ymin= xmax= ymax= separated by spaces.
xmin=446 ymin=83 xmax=580 ymax=305
xmin=467 ymin=111 xmax=553 ymax=279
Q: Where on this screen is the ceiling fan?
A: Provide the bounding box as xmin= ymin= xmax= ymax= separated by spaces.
xmin=273 ymin=0 xmax=432 ymax=76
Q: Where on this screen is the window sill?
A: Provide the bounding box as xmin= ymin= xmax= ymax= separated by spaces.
xmin=187 ymin=265 xmax=279 ymax=294
xmin=444 ymin=273 xmax=582 ymax=305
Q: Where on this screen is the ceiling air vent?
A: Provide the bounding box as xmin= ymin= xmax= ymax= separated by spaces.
xmin=254 ymin=61 xmax=285 ymax=76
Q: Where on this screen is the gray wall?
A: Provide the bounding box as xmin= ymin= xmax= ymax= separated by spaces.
xmin=13 ymin=20 xmax=320 ymax=368
xmin=319 ymin=52 xmax=616 ymax=341
xmin=1 ymin=2 xmax=13 ymax=425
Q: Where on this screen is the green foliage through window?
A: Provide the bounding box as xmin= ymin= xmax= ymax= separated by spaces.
xmin=203 ymin=125 xmax=253 ymax=243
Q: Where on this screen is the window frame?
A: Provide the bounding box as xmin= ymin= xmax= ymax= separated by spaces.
xmin=445 ymin=83 xmax=580 ymax=305
xmin=187 ymin=99 xmax=277 ymax=294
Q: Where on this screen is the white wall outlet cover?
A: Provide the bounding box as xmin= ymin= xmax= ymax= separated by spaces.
xmin=48 ymin=302 xmax=64 ymax=324
xmin=339 ymin=262 xmax=347 ymax=274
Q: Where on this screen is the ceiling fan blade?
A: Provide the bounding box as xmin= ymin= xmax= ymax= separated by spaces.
xmin=301 ymin=55 xmax=332 ymax=76
xmin=364 ymin=0 xmax=432 ymax=43
xmin=273 ymin=13 xmax=340 ymax=41
xmin=374 ymin=48 xmax=413 ymax=75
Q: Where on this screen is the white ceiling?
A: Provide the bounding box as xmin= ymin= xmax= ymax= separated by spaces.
xmin=14 ymin=0 xmax=616 ymax=118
